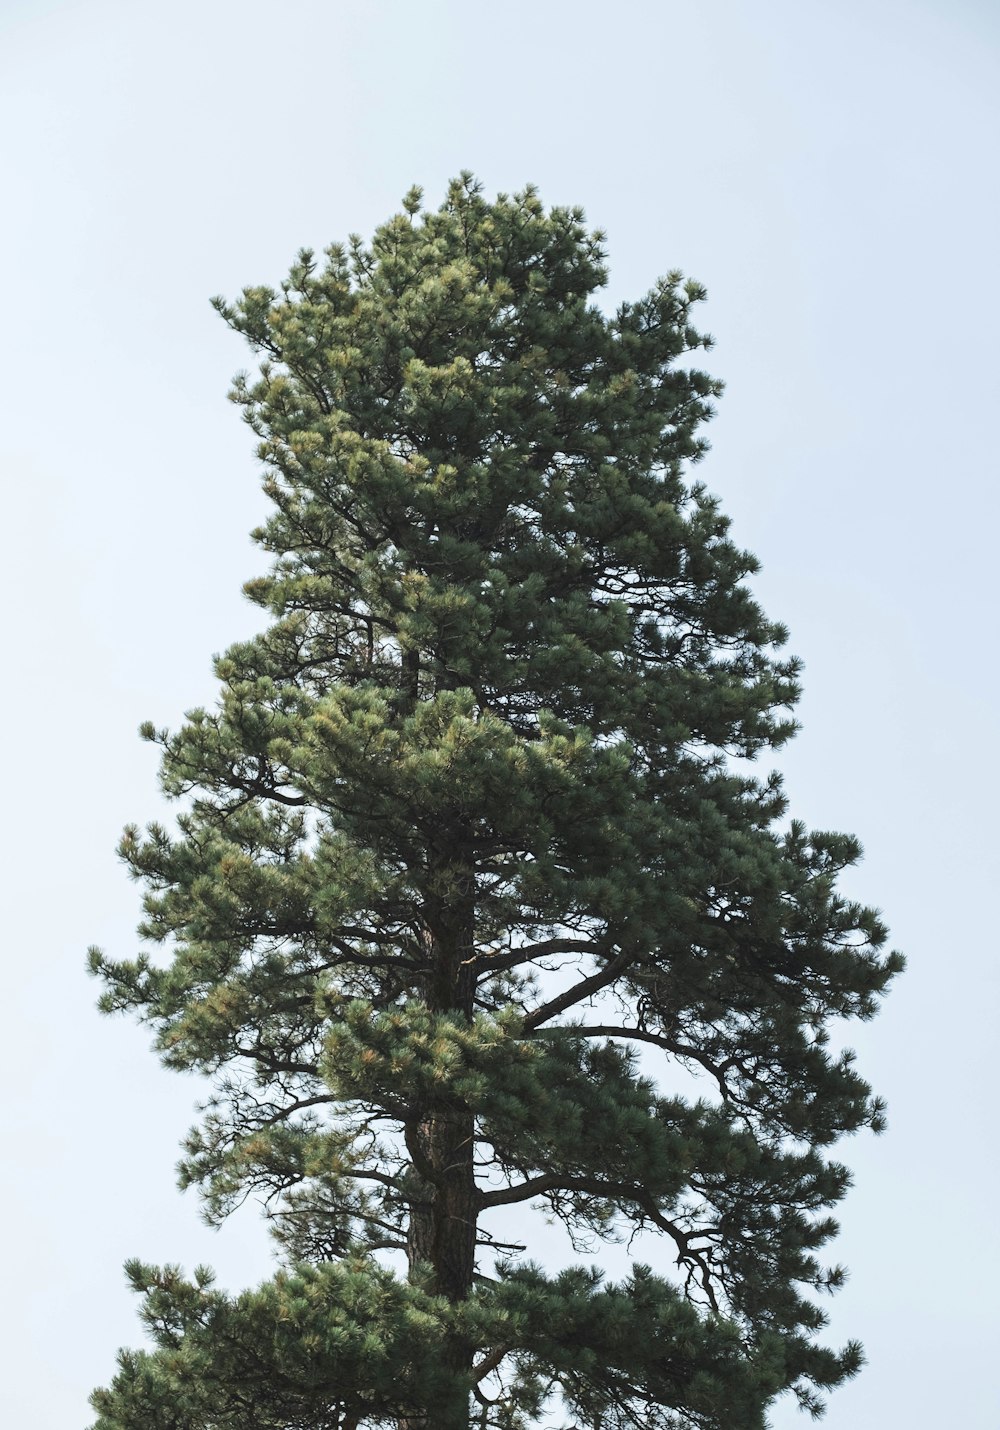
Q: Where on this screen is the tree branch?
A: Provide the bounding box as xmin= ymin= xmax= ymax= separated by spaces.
xmin=522 ymin=948 xmax=640 ymax=1030
xmin=475 ymin=937 xmax=606 ymax=975
xmin=537 ymin=1023 xmax=730 ymax=1097
xmin=472 ymin=1344 xmax=512 ymax=1384
xmin=482 ymin=1171 xmax=722 ymax=1313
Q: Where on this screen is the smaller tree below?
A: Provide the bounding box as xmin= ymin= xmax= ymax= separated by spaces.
xmin=89 ymin=175 xmax=901 ymax=1430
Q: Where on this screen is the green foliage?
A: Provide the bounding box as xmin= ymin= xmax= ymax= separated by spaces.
xmin=89 ymin=175 xmax=901 ymax=1429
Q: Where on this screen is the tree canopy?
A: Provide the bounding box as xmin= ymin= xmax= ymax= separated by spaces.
xmin=89 ymin=175 xmax=901 ymax=1430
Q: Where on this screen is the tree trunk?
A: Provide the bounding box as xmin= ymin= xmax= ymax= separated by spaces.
xmin=400 ymin=882 xmax=478 ymax=1430
xmin=406 ymin=1104 xmax=478 ymax=1301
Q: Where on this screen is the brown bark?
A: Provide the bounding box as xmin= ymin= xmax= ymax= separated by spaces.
xmin=406 ymin=1106 xmax=478 ymax=1301
xmin=399 ymin=879 xmax=478 ymax=1430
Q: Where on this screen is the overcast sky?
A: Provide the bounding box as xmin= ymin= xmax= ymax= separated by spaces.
xmin=1 ymin=1 xmax=997 ymax=1425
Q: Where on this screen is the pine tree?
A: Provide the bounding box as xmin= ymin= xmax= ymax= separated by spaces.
xmin=89 ymin=175 xmax=901 ymax=1430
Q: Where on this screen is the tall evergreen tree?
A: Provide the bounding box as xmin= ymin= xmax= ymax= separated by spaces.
xmin=89 ymin=175 xmax=901 ymax=1430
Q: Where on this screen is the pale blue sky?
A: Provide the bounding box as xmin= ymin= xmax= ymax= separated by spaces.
xmin=1 ymin=1 xmax=997 ymax=1425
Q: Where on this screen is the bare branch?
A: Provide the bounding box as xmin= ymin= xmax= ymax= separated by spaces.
xmin=475 ymin=937 xmax=606 ymax=975
xmin=472 ymin=1344 xmax=512 ymax=1384
xmin=522 ymin=948 xmax=640 ymax=1030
